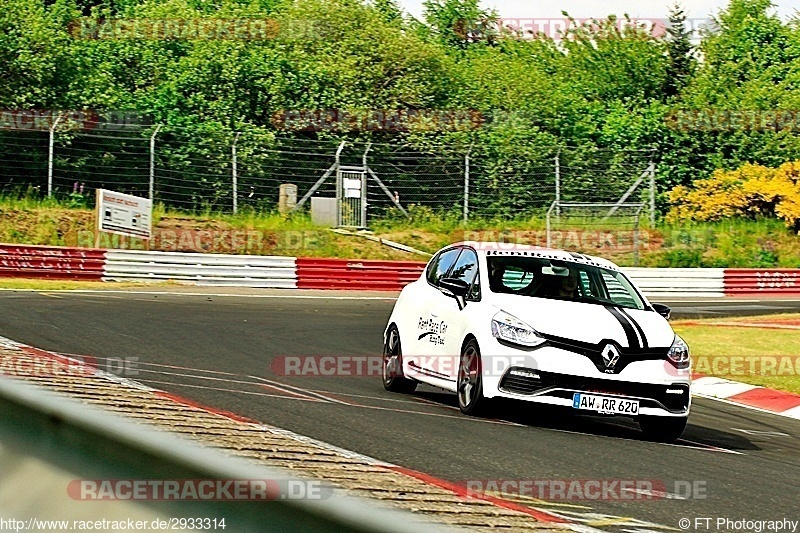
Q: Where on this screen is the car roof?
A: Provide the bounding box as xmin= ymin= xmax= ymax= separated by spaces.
xmin=449 ymin=241 xmax=621 ymax=271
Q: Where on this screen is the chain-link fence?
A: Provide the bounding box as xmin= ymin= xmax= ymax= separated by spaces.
xmin=0 ymin=123 xmax=656 ymax=223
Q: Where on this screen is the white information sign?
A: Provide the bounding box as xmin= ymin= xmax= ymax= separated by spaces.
xmin=96 ymin=189 xmax=152 ymax=239
xmin=343 ymin=177 xmax=362 ymax=199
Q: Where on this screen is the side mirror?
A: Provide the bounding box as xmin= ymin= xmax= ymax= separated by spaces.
xmin=439 ymin=277 xmax=470 ymax=310
xmin=652 ymin=303 xmax=671 ymax=319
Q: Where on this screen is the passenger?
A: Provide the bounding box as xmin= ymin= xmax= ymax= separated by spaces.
xmin=489 ymin=262 xmax=506 ymax=293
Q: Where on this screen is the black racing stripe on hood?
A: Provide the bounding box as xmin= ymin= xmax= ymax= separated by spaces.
xmin=536 ymin=332 xmax=668 ymax=374
xmin=620 ymin=308 xmax=648 ymax=349
xmin=605 ymin=306 xmax=639 ymax=349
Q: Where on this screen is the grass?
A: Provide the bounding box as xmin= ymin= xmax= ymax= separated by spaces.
xmin=673 ymin=315 xmax=800 ymax=394
xmin=2 ymin=191 xmax=800 ymax=266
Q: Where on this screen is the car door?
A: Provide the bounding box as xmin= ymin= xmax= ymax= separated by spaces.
xmin=429 ymin=247 xmax=480 ymax=381
xmin=409 ymin=247 xmax=462 ymax=375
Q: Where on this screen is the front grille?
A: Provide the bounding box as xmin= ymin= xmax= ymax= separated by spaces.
xmin=499 ymin=369 xmax=690 ymax=413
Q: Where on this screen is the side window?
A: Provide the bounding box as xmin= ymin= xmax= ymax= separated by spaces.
xmin=600 ymin=271 xmax=637 ymax=307
xmin=426 ymin=248 xmax=461 ymax=286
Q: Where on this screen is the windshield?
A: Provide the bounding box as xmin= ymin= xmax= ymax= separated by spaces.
xmin=487 ymin=256 xmax=646 ymax=310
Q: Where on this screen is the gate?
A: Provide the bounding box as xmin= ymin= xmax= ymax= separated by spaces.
xmin=337 ymin=165 xmax=367 ymax=228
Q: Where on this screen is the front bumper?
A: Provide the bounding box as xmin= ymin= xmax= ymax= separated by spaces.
xmin=479 ymin=341 xmax=691 ymax=417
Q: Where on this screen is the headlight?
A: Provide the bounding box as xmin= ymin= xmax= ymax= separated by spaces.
xmin=491 ymin=311 xmax=545 ymax=347
xmin=667 ymin=335 xmax=690 ymax=369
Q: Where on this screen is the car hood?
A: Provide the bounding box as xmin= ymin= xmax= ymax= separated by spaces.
xmin=488 ymin=294 xmax=674 ymax=349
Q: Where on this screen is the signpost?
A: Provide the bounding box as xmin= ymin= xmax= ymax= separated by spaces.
xmin=95 ymin=189 xmax=152 ymax=247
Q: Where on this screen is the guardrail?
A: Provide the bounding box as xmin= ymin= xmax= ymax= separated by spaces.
xmin=295 ymin=258 xmax=425 ymax=291
xmin=623 ymin=268 xmax=725 ymax=298
xmin=0 ymin=374 xmax=449 ymax=532
xmin=723 ymin=268 xmax=800 ymax=296
xmin=3 ymin=243 xmax=800 ymax=297
xmin=104 ymin=250 xmax=297 ymax=288
xmin=0 ymin=244 xmax=106 ymax=280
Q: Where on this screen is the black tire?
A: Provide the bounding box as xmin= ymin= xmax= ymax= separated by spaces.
xmin=382 ymin=326 xmax=417 ymax=394
xmin=639 ymin=415 xmax=688 ymax=442
xmin=457 ymin=339 xmax=491 ymax=416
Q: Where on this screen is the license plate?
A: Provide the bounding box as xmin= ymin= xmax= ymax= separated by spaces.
xmin=572 ymin=393 xmax=639 ymax=415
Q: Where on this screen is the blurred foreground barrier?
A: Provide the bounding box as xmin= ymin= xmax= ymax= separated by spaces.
xmin=104 ymin=249 xmax=297 ymax=287
xmin=0 ymin=243 xmax=105 ymax=280
xmin=295 ymin=258 xmax=425 ymax=290
xmin=0 ymin=375 xmax=449 ymax=532
xmin=723 ymin=268 xmax=800 ymax=296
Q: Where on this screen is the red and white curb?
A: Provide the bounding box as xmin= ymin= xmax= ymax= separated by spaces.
xmin=692 ymin=375 xmax=800 ymax=419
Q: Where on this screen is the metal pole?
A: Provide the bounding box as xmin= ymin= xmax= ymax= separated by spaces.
xmin=149 ymin=124 xmax=162 ymax=201
xmin=335 ymin=140 xmax=345 ymax=227
xmin=648 ymin=161 xmax=655 ymax=227
xmin=47 ymin=113 xmax=65 ymax=196
xmin=362 ymin=142 xmax=371 ymax=228
xmin=293 ymin=140 xmax=345 ymax=212
xmin=634 ymin=211 xmax=640 ymax=266
xmin=555 ymin=147 xmax=561 ymax=219
xmin=232 ymin=132 xmax=241 ymax=214
xmin=463 ymin=151 xmax=469 ymax=224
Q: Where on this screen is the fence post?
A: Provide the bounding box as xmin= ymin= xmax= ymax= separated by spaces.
xmin=149 ymin=124 xmax=162 ymax=201
xmin=232 ymin=132 xmax=241 ymax=214
xmin=362 ymin=142 xmax=371 ymax=228
xmin=47 ymin=113 xmax=65 ymax=197
xmin=648 ymin=160 xmax=655 ymax=227
xmin=554 ymin=147 xmax=561 ymax=219
xmin=463 ymin=145 xmax=472 ymax=224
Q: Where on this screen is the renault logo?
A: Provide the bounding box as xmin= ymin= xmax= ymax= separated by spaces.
xmin=601 ymin=344 xmax=621 ymax=371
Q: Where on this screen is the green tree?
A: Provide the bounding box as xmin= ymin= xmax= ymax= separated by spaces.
xmin=422 ymin=0 xmax=498 ymax=48
xmin=664 ymin=3 xmax=696 ymax=98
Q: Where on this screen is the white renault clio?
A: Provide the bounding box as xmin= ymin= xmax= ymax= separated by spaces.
xmin=382 ymin=242 xmax=691 ymax=442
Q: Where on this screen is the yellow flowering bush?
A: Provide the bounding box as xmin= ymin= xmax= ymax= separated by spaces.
xmin=667 ymin=161 xmax=800 ymax=231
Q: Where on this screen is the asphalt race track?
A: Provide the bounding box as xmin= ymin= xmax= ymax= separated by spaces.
xmin=2 ymin=288 xmax=799 ymax=531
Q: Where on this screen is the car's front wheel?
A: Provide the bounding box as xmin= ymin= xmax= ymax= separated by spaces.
xmin=639 ymin=415 xmax=687 ymax=442
xmin=457 ymin=339 xmax=491 ymax=416
xmin=382 ymin=326 xmax=417 ymax=394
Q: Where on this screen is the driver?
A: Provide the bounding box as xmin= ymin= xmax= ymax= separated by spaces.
xmin=557 ymin=267 xmax=579 ymax=298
